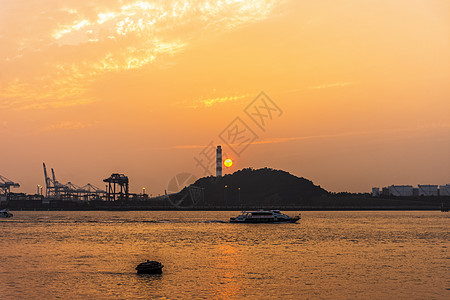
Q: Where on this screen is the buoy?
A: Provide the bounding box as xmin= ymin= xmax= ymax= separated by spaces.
xmin=135 ymin=260 xmax=164 ymax=274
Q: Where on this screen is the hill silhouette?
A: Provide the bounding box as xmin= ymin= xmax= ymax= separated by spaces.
xmin=192 ymin=167 xmax=328 ymax=207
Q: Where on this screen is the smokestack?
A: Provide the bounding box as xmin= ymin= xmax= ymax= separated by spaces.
xmin=216 ymin=145 xmax=222 ymax=177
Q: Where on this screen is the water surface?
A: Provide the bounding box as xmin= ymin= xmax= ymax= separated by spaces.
xmin=1 ymin=211 xmax=448 ymax=299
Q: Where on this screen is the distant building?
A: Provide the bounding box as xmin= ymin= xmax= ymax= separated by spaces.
xmin=372 ymin=184 xmax=448 ymax=197
xmin=418 ymin=185 xmax=438 ymax=196
xmin=439 ymin=184 xmax=450 ymax=196
xmin=388 ymin=185 xmax=414 ymax=197
xmin=372 ymin=187 xmax=380 ymax=197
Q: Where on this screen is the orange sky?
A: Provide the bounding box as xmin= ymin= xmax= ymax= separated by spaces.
xmin=1 ymin=0 xmax=449 ymax=195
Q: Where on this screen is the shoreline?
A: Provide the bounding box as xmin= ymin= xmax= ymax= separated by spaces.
xmin=6 ymin=207 xmax=447 ymax=212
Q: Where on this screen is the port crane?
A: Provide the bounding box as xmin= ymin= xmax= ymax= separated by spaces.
xmin=80 ymin=183 xmax=105 ymax=194
xmin=103 ymin=173 xmax=129 ymax=201
xmin=43 ymin=162 xmax=105 ymax=200
xmin=0 ymin=174 xmax=20 ymax=194
xmin=43 ymin=162 xmax=65 ymax=197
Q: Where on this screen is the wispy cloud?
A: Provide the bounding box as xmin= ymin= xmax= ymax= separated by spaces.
xmin=202 ymin=94 xmax=250 ymax=107
xmin=37 ymin=121 xmax=97 ymax=134
xmin=0 ymin=0 xmax=282 ymax=110
xmin=169 ymin=131 xmax=370 ymax=150
xmin=172 ymin=144 xmax=206 ymax=150
xmin=185 ymin=93 xmax=251 ymax=108
xmin=170 ymin=123 xmax=450 ymax=149
xmin=252 ymin=131 xmax=370 ymax=145
xmin=253 ymin=124 xmax=450 ymax=145
xmin=308 ymin=82 xmax=354 ymax=89
xmin=284 ymin=82 xmax=355 ymax=94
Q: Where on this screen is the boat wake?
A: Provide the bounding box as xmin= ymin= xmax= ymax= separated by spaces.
xmin=5 ymin=218 xmax=229 ymax=224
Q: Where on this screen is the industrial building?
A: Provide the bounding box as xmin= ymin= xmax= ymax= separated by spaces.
xmin=439 ymin=185 xmax=450 ymax=196
xmin=371 ymin=187 xmax=380 ymax=197
xmin=418 ymin=185 xmax=439 ymax=196
xmin=372 ymin=184 xmax=449 ymax=197
xmin=388 ymin=185 xmax=414 ymax=197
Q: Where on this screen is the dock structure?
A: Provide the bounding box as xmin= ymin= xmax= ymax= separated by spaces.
xmin=103 ymin=173 xmax=129 ymax=201
xmin=42 ymin=162 xmax=106 ymax=201
xmin=0 ymin=174 xmax=20 ymax=194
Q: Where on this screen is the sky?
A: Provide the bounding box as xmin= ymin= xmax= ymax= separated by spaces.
xmin=1 ymin=0 xmax=449 ymax=195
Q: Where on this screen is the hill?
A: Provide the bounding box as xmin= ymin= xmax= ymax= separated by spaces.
xmin=192 ymin=167 xmax=328 ymax=207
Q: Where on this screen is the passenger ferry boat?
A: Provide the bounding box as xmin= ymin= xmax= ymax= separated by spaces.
xmin=230 ymin=210 xmax=300 ymax=223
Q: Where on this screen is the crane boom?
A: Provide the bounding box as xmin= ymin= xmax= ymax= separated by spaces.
xmin=43 ymin=162 xmax=50 ymax=197
xmin=0 ymin=174 xmax=20 ymax=194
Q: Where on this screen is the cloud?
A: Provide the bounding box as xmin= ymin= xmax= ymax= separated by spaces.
xmin=172 ymin=144 xmax=205 ymax=150
xmin=283 ymin=82 xmax=355 ymax=94
xmin=252 ymin=131 xmax=369 ymax=145
xmin=0 ymin=0 xmax=282 ymax=110
xmin=308 ymin=82 xmax=354 ymax=89
xmin=185 ymin=93 xmax=251 ymax=108
xmin=37 ymin=121 xmax=97 ymax=133
xmin=171 ymin=124 xmax=450 ymax=150
xmin=170 ymin=130 xmax=372 ymax=150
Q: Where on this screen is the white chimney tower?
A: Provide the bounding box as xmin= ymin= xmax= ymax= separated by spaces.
xmin=216 ymin=145 xmax=222 ymax=177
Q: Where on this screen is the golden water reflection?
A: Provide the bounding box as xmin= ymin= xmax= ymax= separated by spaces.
xmin=0 ymin=211 xmax=448 ymax=299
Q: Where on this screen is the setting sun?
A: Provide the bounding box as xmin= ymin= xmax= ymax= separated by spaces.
xmin=224 ymin=159 xmax=233 ymax=168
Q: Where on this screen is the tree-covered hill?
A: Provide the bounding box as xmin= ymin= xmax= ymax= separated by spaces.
xmin=192 ymin=167 xmax=328 ymax=207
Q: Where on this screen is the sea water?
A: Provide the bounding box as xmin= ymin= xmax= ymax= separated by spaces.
xmin=0 ymin=211 xmax=448 ymax=299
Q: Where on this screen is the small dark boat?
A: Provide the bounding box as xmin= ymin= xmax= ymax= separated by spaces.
xmin=0 ymin=209 xmax=13 ymax=218
xmin=136 ymin=260 xmax=164 ymax=274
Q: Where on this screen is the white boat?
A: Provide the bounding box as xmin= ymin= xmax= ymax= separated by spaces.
xmin=230 ymin=210 xmax=300 ymax=223
xmin=0 ymin=209 xmax=13 ymax=218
